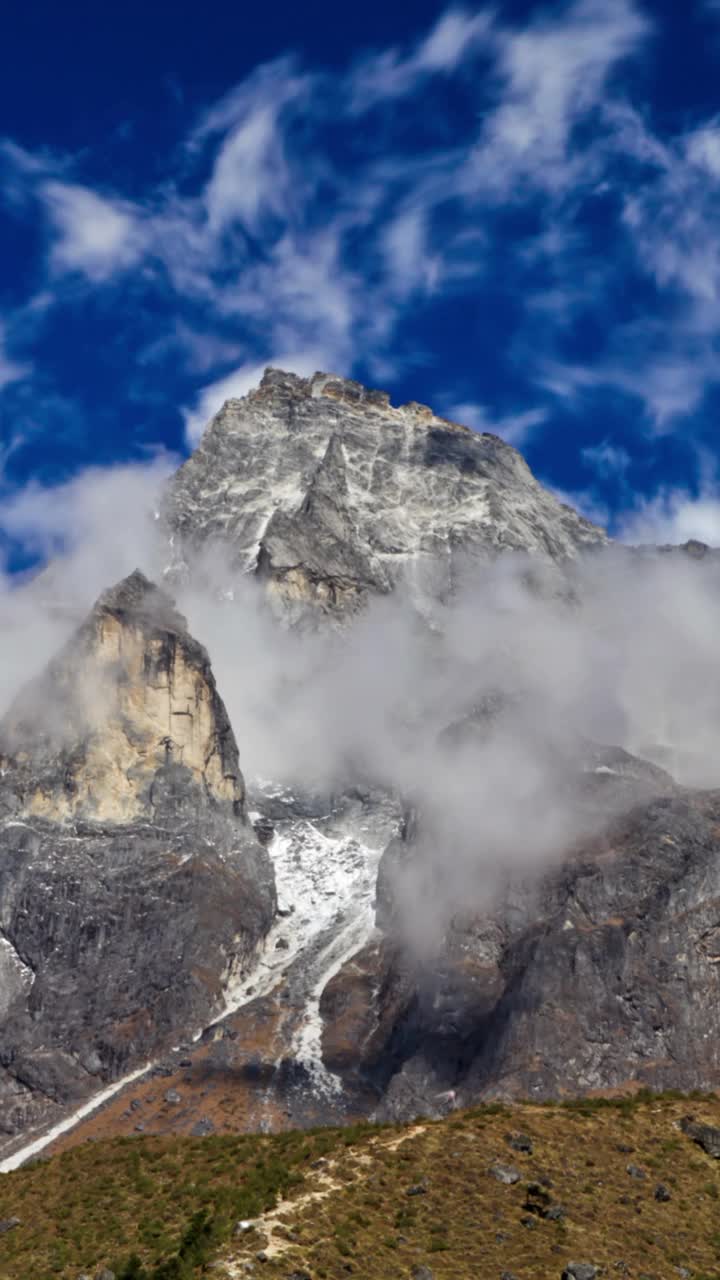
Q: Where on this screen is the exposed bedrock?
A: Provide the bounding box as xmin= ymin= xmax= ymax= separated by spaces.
xmin=321 ymin=756 xmax=720 ymax=1118
xmin=0 ymin=573 xmax=274 ymax=1151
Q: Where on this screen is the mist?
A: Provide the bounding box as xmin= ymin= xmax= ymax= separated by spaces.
xmin=2 ymin=459 xmax=720 ymax=938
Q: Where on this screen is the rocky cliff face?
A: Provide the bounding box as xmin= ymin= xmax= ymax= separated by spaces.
xmin=0 ymin=574 xmax=274 ymax=1158
xmin=319 ymin=745 xmax=720 ymax=1118
xmin=163 ymin=368 xmax=607 ymax=617
xmin=0 ymin=570 xmax=244 ymax=823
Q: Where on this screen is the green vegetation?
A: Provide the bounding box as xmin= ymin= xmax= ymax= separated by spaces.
xmin=0 ymin=1126 xmax=375 ymax=1280
xmin=2 ymin=1096 xmax=720 ymax=1278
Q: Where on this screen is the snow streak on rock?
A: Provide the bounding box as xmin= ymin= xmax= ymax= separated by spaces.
xmin=231 ymin=785 xmax=400 ymax=1097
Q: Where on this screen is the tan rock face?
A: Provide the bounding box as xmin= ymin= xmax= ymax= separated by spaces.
xmin=0 ymin=570 xmax=245 ymax=823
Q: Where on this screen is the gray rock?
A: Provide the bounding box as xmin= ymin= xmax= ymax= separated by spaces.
xmin=626 ymin=1164 xmax=646 ymax=1180
xmin=338 ymin=781 xmax=720 ymax=1116
xmin=164 ymin=1089 xmax=182 ymax=1104
xmin=411 ymin=1268 xmax=434 ymax=1280
xmin=0 ymin=1218 xmax=20 ymax=1233
xmin=680 ymin=1116 xmax=720 ymax=1157
xmin=562 ymin=1267 xmax=598 ymax=1280
xmin=191 ymin=1117 xmax=215 ymax=1136
xmin=506 ymin=1131 xmax=533 ymax=1154
xmin=0 ymin=574 xmax=275 ymax=1155
xmin=95 ymin=1271 xmax=116 ymax=1280
xmin=546 ymin=1204 xmax=566 ymax=1221
xmin=489 ymin=1164 xmax=521 ymax=1185
xmin=162 ymin=367 xmax=607 ymax=621
xmin=654 ymin=1183 xmax=671 ymax=1202
xmin=524 ymin=1182 xmax=564 ymax=1220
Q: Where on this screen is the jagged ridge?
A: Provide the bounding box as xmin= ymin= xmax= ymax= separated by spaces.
xmin=163 ymin=367 xmax=607 ymax=616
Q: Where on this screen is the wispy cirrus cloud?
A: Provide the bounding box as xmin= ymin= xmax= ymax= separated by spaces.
xmin=41 ymin=181 xmax=148 ymax=281
xmin=582 ymin=439 xmax=631 ymax=478
xmin=462 ymin=0 xmax=650 ymax=198
xmin=6 ymin=0 xmax=720 ymax=523
xmin=0 ymin=321 xmax=29 ymax=391
xmin=442 ymin=400 xmax=547 ymax=448
xmin=347 ymin=8 xmax=494 ymax=112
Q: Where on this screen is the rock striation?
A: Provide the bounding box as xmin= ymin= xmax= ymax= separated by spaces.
xmin=0 ymin=573 xmax=274 ymax=1155
xmin=163 ymin=368 xmax=607 ymax=617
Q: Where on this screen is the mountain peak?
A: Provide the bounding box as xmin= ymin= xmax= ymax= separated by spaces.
xmin=93 ymin=568 xmax=189 ymax=633
xmin=0 ymin=572 xmax=245 ymax=823
xmin=251 ymin=367 xmax=488 ymax=436
xmin=164 ymin=368 xmax=607 ymax=618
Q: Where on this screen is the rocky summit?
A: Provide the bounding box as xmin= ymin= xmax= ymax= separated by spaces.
xmin=3 ymin=367 xmax=720 ymax=1187
xmin=163 ymin=367 xmax=607 ymax=617
xmin=0 ymin=572 xmax=274 ymax=1160
xmin=0 ymin=569 xmax=245 ymax=823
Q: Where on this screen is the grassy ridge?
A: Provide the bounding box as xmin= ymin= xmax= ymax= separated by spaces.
xmin=2 ymin=1097 xmax=720 ymax=1278
xmin=0 ymin=1124 xmax=378 ymax=1280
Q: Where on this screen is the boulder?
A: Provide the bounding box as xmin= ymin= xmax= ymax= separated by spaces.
xmin=489 ymin=1165 xmax=521 ymax=1185
xmin=680 ymin=1116 xmax=720 ymax=1157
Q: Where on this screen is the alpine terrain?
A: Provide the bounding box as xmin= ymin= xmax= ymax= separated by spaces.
xmin=2 ymin=365 xmax=720 ymax=1195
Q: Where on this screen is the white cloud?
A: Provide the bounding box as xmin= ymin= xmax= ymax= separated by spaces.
xmin=11 ymin=0 xmax=720 ymax=451
xmin=547 ymin=482 xmax=611 ymax=530
xmin=464 ymin=0 xmax=650 ymax=196
xmin=618 ymin=490 xmax=720 ymax=546
xmin=190 ymin=57 xmax=312 ymax=237
xmin=685 ymin=122 xmax=720 ymax=178
xmin=582 ymin=440 xmax=631 ymax=477
xmin=0 ymin=321 xmax=29 ymax=391
xmin=417 ymin=8 xmax=493 ymax=71
xmin=41 ymin=181 xmax=146 ymax=281
xmin=540 ymin=342 xmax=720 ymax=430
xmin=205 ymin=104 xmax=281 ymax=233
xmin=182 ymin=350 xmax=330 ymax=446
xmin=348 ymin=8 xmax=493 ymax=112
xmin=0 ymin=452 xmax=176 ymax=607
xmin=139 ymin=323 xmax=245 ymax=374
xmin=381 ymin=207 xmax=440 ymax=297
xmin=445 ymin=400 xmax=547 ymax=447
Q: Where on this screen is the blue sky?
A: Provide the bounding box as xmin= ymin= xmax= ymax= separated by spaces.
xmin=3 ymin=0 xmax=720 ymax=572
